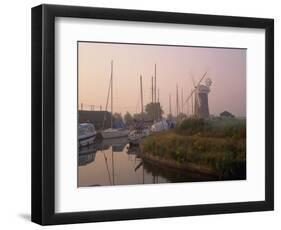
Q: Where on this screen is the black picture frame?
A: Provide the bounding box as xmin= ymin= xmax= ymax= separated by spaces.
xmin=31 ymin=4 xmax=274 ymax=225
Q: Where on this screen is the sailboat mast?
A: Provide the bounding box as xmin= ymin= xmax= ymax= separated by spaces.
xmin=169 ymin=93 xmax=171 ymax=115
xmin=191 ymin=92 xmax=193 ymax=116
xmin=194 ymin=91 xmax=197 ymax=117
xmin=140 ymin=75 xmax=144 ymax=121
xmin=111 ymin=147 xmax=115 ymax=185
xmin=181 ymin=88 xmax=183 ymax=114
xmin=111 ymin=60 xmax=113 ymax=128
xmin=154 ymin=64 xmax=157 ymax=121
xmin=151 ymin=76 xmax=154 ymax=103
xmin=176 ymin=84 xmax=179 ymax=118
xmin=151 ymin=76 xmax=154 ymax=121
xmin=186 ymin=91 xmax=189 ymax=116
xmin=157 ymin=89 xmax=159 ymax=103
xmin=110 ymin=62 xmax=115 ymax=185
xmin=157 ymin=89 xmax=160 ymax=119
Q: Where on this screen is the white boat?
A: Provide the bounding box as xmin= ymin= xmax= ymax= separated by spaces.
xmin=101 ymin=128 xmax=129 ymax=139
xmin=128 ymin=128 xmax=150 ymax=145
xmin=150 ymin=119 xmax=169 ymax=133
xmin=78 ymin=123 xmax=97 ymax=147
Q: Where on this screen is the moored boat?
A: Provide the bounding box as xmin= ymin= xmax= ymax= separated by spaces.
xmin=150 ymin=119 xmax=169 ymax=133
xmin=78 ymin=123 xmax=97 ymax=147
xmin=128 ymin=128 xmax=150 ymax=145
xmin=101 ymin=128 xmax=129 ymax=139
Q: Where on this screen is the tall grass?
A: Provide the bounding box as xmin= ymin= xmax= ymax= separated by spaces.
xmin=141 ymin=118 xmax=246 ymax=179
xmin=176 ymin=118 xmax=246 ymax=139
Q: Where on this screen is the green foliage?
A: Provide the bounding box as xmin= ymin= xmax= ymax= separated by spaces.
xmin=142 ymin=118 xmax=246 ymax=179
xmin=176 ymin=118 xmax=208 ymax=135
xmin=145 ymin=102 xmax=164 ymax=120
xmin=167 ymin=113 xmax=174 ymax=120
xmin=124 ymin=111 xmax=133 ymax=125
xmin=220 ymin=110 xmax=235 ymax=118
xmin=177 ymin=113 xmax=187 ymax=121
xmin=176 ymin=118 xmax=246 ymax=139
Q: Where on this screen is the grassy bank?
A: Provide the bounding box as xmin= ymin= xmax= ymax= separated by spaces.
xmin=141 ymin=118 xmax=246 ymax=179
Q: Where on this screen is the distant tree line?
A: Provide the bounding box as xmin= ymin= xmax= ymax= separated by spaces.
xmin=122 ymin=102 xmax=164 ymax=126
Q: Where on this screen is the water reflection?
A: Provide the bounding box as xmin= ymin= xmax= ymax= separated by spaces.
xmin=79 ymin=152 xmax=96 ymax=166
xmin=78 ymin=137 xmax=216 ymax=187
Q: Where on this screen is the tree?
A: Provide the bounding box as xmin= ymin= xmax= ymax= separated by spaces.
xmin=167 ymin=113 xmax=173 ymax=120
xmin=145 ymin=102 xmax=164 ymax=121
xmin=220 ymin=111 xmax=235 ymax=118
xmin=124 ymin=112 xmax=133 ymax=125
xmin=133 ymin=113 xmax=142 ymax=121
xmin=113 ymin=112 xmax=123 ymax=122
xmin=177 ymin=112 xmax=187 ymax=121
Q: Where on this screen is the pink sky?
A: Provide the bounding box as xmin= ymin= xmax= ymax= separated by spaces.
xmin=78 ymin=42 xmax=246 ymax=117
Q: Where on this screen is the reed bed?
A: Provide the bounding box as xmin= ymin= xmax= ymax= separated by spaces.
xmin=141 ymin=118 xmax=246 ymax=179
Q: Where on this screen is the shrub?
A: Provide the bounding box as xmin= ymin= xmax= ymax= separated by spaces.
xmin=176 ymin=118 xmax=209 ymax=135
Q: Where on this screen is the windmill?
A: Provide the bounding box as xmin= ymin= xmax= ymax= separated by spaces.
xmin=185 ymin=72 xmax=212 ymax=119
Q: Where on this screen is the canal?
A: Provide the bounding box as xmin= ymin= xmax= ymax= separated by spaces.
xmin=78 ymin=137 xmax=216 ymax=187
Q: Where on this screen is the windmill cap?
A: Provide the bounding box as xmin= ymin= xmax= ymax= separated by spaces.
xmin=197 ymin=84 xmax=210 ymax=93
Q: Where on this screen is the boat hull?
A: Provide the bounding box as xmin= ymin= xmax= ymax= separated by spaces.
xmin=79 ymin=134 xmax=96 ymax=147
xmin=128 ymin=129 xmax=150 ymax=145
xmin=129 ymin=139 xmax=140 ymax=146
xmin=101 ymin=129 xmax=129 ymax=139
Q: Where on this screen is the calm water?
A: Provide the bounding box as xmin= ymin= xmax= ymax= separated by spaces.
xmin=78 ymin=137 xmax=215 ymax=187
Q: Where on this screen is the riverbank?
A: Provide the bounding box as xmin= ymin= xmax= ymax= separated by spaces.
xmin=139 ymin=151 xmax=221 ymax=178
xmin=140 ymin=118 xmax=246 ymax=180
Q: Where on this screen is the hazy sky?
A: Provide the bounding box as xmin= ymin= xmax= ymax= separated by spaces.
xmin=78 ymin=42 xmax=246 ymax=117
